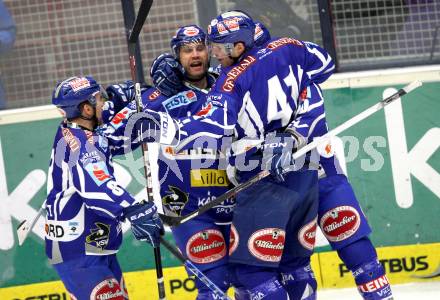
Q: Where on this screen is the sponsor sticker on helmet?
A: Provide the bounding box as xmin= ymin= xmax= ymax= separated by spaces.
xmin=186 ymin=229 xmax=226 ymax=264
xmin=254 ymin=24 xmax=263 ymax=40
xmin=183 ymin=26 xmax=200 ymax=36
xmin=320 ymin=206 xmax=361 ymax=242
xmin=90 ymin=278 xmax=124 ymax=300
xmin=298 ymin=218 xmax=317 ymax=250
xmin=224 ymin=18 xmax=240 ymax=32
xmin=69 ymin=77 xmax=91 ymax=92
xmin=217 ymin=23 xmax=228 ymax=35
xmin=229 ymin=223 xmax=239 ymax=255
xmin=248 ymin=228 xmax=285 ymax=262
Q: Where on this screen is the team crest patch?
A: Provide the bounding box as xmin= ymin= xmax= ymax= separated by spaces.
xmin=248 ymin=228 xmax=285 ymax=262
xmin=162 ymin=186 xmax=189 ymax=216
xmin=186 ymin=229 xmax=226 ymax=264
xmin=229 ymin=223 xmax=239 ymax=255
xmin=90 ymin=278 xmax=124 ymax=300
xmin=320 ymin=206 xmax=361 ymax=242
xmin=86 ymin=222 xmax=110 ymax=249
xmin=298 ymin=218 xmax=317 ymax=250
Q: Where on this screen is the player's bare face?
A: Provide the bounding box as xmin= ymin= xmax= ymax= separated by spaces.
xmin=179 ymin=42 xmax=209 ymax=81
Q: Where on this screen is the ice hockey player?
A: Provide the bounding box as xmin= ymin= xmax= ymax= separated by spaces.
xmin=251 ymin=20 xmax=394 ymax=300
xmin=46 ymin=76 xmax=163 ymax=299
xmin=103 ymin=25 xmax=235 ymax=299
xmin=126 ymin=10 xmax=335 ymax=299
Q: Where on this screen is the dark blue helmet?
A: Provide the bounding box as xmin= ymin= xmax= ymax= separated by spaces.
xmin=254 ymin=21 xmax=271 ymax=47
xmin=52 ymin=76 xmax=101 ymax=119
xmin=170 ymin=25 xmax=206 ymax=58
xmin=207 ymin=10 xmax=256 ymax=49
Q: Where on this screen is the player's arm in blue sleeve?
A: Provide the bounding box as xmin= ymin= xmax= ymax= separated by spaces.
xmin=100 ymin=85 xmax=164 ymax=156
xmin=302 ymin=41 xmax=335 ymax=85
xmin=285 ymin=83 xmax=327 ymax=147
xmin=174 ymin=90 xmax=239 ymax=152
xmin=70 ymin=141 xmax=137 ymax=219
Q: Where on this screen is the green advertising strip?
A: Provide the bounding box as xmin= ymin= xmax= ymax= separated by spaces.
xmin=0 ymin=81 xmax=439 ymax=289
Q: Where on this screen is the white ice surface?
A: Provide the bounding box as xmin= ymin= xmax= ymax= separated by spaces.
xmin=318 ymin=281 xmax=440 ymax=299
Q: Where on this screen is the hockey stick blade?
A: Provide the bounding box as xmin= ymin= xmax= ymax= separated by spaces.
xmin=17 ymin=206 xmax=44 ymax=246
xmin=128 ymin=0 xmax=153 ymax=44
xmin=160 ymin=237 xmax=231 ymax=299
xmin=159 ymin=80 xmax=423 ymax=227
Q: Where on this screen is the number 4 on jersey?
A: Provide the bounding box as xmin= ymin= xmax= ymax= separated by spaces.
xmin=267 ymin=65 xmax=303 ymax=126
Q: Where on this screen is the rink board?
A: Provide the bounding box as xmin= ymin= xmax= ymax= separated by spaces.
xmin=0 ymin=66 xmax=439 ymax=297
xmin=0 ymin=242 xmax=438 ymax=299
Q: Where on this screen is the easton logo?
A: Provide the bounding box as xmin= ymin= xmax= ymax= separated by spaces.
xmin=320 ymin=206 xmax=361 ymax=242
xmin=229 ymin=223 xmax=239 ymax=255
xmin=186 ymin=229 xmax=226 ymax=264
xmin=298 ymin=218 xmax=317 ymax=250
xmin=248 ymin=228 xmax=285 ymax=262
xmin=222 ymin=56 xmax=256 ymax=92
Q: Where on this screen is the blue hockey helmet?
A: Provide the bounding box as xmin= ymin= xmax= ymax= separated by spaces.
xmin=207 ymin=10 xmax=256 ymax=50
xmin=254 ymin=21 xmax=271 ymax=47
xmin=52 ymin=76 xmax=101 ymax=119
xmin=170 ymin=25 xmax=207 ymax=58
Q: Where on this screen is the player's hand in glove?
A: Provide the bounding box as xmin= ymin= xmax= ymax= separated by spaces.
xmin=261 ymin=132 xmax=298 ymax=182
xmin=150 ymin=53 xmax=185 ymax=97
xmin=126 ymin=109 xmax=180 ymax=146
xmin=103 ymin=81 xmax=150 ymax=123
xmin=122 ymin=201 xmax=164 ymax=248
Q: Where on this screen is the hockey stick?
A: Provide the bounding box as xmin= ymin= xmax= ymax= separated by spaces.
xmin=16 ymin=200 xmax=46 ymax=246
xmin=159 ymin=80 xmax=423 ymax=227
xmin=124 ymin=1 xmax=167 ymax=299
xmin=160 ymin=237 xmax=231 ymax=300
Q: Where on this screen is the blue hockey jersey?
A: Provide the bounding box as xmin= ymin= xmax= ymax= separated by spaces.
xmin=103 ymin=74 xmax=235 ymax=224
xmin=174 ymin=37 xmax=334 ymax=159
xmin=142 ymin=76 xmax=235 ymax=224
xmin=45 ymin=122 xmax=137 ymax=264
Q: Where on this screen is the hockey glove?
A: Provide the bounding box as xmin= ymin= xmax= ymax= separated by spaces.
xmin=150 ymin=53 xmax=185 ymax=97
xmin=103 ymin=81 xmax=150 ymax=123
xmin=127 ymin=109 xmax=180 ymax=146
xmin=122 ymin=201 xmax=164 ymax=248
xmin=261 ymin=132 xmax=298 ymax=183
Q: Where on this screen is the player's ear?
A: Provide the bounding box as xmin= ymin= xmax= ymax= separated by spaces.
xmin=232 ymin=42 xmax=246 ymax=58
xmin=79 ymin=101 xmax=94 ymax=118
